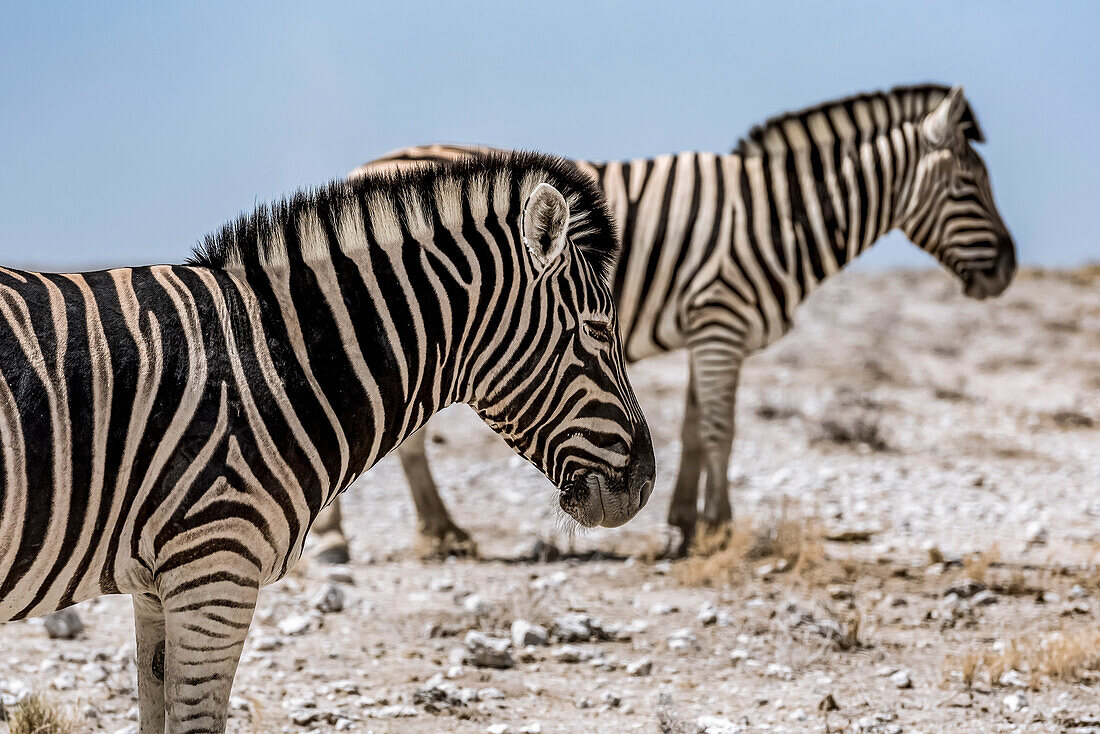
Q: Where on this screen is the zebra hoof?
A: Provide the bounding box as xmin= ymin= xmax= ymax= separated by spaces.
xmin=314 ymin=544 xmax=351 ymax=565
xmin=660 ymin=526 xmax=693 ymax=560
xmin=416 ymin=526 xmax=478 ymax=561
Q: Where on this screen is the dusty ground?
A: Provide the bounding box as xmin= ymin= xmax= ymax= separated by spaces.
xmin=1 ymin=267 xmax=1098 ymax=733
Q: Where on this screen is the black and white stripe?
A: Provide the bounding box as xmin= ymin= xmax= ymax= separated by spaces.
xmin=0 ymin=151 xmax=653 ymax=732
xmin=337 ymin=83 xmax=1015 ymax=558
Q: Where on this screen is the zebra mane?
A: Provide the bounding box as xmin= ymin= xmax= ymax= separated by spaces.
xmin=734 ymin=83 xmax=985 ymax=157
xmin=188 ymin=151 xmax=618 ymax=279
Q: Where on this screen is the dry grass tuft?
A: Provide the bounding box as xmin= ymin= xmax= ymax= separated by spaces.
xmin=944 ymin=628 xmax=1100 ymax=690
xmin=657 ymin=708 xmax=697 ymax=734
xmin=4 ymin=695 xmax=75 ymax=734
xmin=677 ymin=510 xmax=825 ymax=587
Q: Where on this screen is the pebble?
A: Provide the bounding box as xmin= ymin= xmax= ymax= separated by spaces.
xmin=311 ymin=583 xmax=345 ymax=614
xmin=374 ymin=704 xmax=418 ymax=718
xmin=486 ymin=725 xmax=509 ymax=734
xmin=278 ymin=614 xmax=317 ymax=636
xmin=553 ymin=645 xmax=594 ymax=663
xmin=463 ymin=594 xmax=494 ymax=616
xmin=697 ymin=602 xmax=719 ymax=626
xmin=944 ymin=578 xmax=986 ymax=599
xmin=511 ymin=619 xmax=549 ymax=647
xmin=696 ymin=715 xmax=741 ymax=733
xmin=667 ymin=627 xmax=697 ymax=652
xmin=480 ymin=687 xmax=506 ymax=700
xmin=576 ymin=697 xmax=594 ymax=709
xmin=325 ymin=567 xmax=355 ymax=585
xmin=657 ymin=691 xmax=674 ymax=706
xmin=890 ymin=669 xmax=913 ymax=689
xmin=51 ymin=672 xmax=77 ymax=690
xmin=626 ymin=657 xmax=653 ymax=676
xmin=971 ymin=589 xmax=1000 ymax=606
xmin=1004 ymin=692 xmax=1029 ymax=712
xmin=649 ymin=602 xmax=677 ymax=615
xmin=253 ymin=635 xmax=284 ymax=651
xmin=463 ymin=631 xmax=514 ymax=669
xmin=518 ymin=724 xmax=542 ymax=734
xmin=43 ymin=609 xmax=84 ymax=640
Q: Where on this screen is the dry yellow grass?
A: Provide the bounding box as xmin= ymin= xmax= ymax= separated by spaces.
xmin=4 ymin=695 xmax=75 ymax=734
xmin=676 ymin=510 xmax=825 ymax=587
xmin=944 ymin=627 xmax=1100 ymax=690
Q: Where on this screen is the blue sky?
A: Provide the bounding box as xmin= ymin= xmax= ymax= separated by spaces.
xmin=0 ymin=2 xmax=1096 ymax=270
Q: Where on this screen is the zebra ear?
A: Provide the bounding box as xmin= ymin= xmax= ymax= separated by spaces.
xmin=521 ymin=183 xmax=569 ymax=268
xmin=921 ymin=85 xmax=968 ymax=148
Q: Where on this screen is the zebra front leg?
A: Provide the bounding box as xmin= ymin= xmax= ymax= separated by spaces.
xmin=133 ymin=594 xmax=166 ymax=733
xmin=666 ymin=365 xmax=702 ymax=558
xmin=311 ymin=500 xmax=351 ymax=565
xmin=691 ymin=342 xmax=744 ymax=550
xmin=399 ymin=426 xmax=477 ymax=559
xmin=162 ymin=575 xmax=258 ymax=733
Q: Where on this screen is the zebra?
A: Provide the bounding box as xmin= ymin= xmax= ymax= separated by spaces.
xmin=0 ymin=151 xmax=654 ymax=732
xmin=315 ymin=83 xmax=1016 ymax=560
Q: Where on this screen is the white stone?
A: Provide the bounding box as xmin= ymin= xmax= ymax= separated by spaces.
xmin=890 ymin=669 xmax=913 ymax=689
xmin=464 ymin=631 xmax=514 ymax=669
xmin=312 ymin=583 xmax=345 ymax=614
xmin=463 ymin=594 xmax=494 ymax=616
xmin=278 ymin=614 xmax=316 ymax=636
xmin=1003 ymin=692 xmax=1029 ymax=712
xmin=511 ymin=619 xmax=549 ymax=647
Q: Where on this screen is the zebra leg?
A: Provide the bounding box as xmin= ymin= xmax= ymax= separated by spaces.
xmin=666 ymin=365 xmax=702 ymax=557
xmin=311 ymin=500 xmax=351 ymax=565
xmin=133 ymin=594 xmax=166 ymax=733
xmin=399 ymin=426 xmax=477 ymax=559
xmin=162 ymin=577 xmax=258 ymax=733
xmin=691 ymin=341 xmax=744 ymax=549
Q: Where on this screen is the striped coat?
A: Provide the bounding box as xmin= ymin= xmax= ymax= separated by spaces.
xmin=0 ymin=152 xmax=653 ymax=732
xmin=323 ymin=84 xmax=1015 ymax=558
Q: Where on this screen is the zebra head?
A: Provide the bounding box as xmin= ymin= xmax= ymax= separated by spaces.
xmin=899 ymin=86 xmax=1016 ymax=299
xmin=471 ymin=173 xmax=654 ymax=529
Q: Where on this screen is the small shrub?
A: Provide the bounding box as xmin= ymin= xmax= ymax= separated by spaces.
xmin=5 ymin=695 xmax=75 ymax=734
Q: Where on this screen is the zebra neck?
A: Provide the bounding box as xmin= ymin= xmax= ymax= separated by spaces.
xmin=236 ymin=225 xmax=468 ymax=501
xmin=730 ymin=120 xmax=919 ymax=297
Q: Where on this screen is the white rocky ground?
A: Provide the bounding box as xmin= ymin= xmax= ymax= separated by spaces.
xmin=1 ymin=267 xmax=1098 ymax=733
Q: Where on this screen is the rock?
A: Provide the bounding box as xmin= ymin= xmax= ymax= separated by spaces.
xmin=818 ymin=693 xmax=839 ymax=711
xmin=696 ymin=715 xmax=741 ymax=733
xmin=464 ymin=631 xmax=514 ymax=669
xmin=766 ymin=662 xmax=793 ymax=680
xmin=325 ymin=567 xmax=355 ymax=585
xmin=429 ymin=577 xmax=455 ymax=592
xmin=550 ymin=613 xmax=618 ymax=642
xmin=51 ymin=672 xmax=77 ymax=690
xmin=697 ymin=603 xmax=719 ymax=626
xmin=971 ymin=589 xmax=999 ymax=606
xmin=2 ymin=679 xmax=31 ymax=707
xmin=511 ymin=619 xmax=549 ymax=647
xmin=278 ymin=614 xmax=317 ymax=636
xmin=252 ymin=635 xmax=284 ymax=651
xmin=657 ymin=691 xmax=674 ymax=707
xmin=462 ymin=594 xmax=494 ymax=616
xmin=667 ymin=627 xmax=697 ymax=652
xmin=312 ymin=583 xmax=345 ymax=614
xmin=575 ymin=697 xmax=594 ymax=709
xmin=486 ymin=725 xmax=510 ymax=734
xmin=944 ymin=578 xmax=986 ymax=599
xmin=374 ymin=704 xmax=418 ymax=718
xmin=1069 ymin=584 xmax=1089 ymax=599
xmin=1025 ymin=521 xmax=1048 ymax=546
xmin=729 ymin=648 xmax=750 ymax=663
xmin=999 ymin=670 xmax=1027 ymax=688
xmin=518 ymin=724 xmax=542 ymax=734
xmin=626 ymin=657 xmax=653 ymax=676
xmin=43 ymin=609 xmax=84 ymax=640
xmin=599 ymin=690 xmax=621 ymax=708
xmin=650 ymin=601 xmax=676 ymax=615
xmin=890 ymin=669 xmax=913 ymax=689
xmin=479 ymin=687 xmax=506 ymax=700
xmin=553 ymin=645 xmax=594 ymax=663
xmin=1003 ymin=692 xmax=1029 ymax=712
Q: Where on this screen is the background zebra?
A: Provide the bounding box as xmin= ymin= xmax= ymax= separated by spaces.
xmin=315 ymin=83 xmax=1016 ymax=560
xmin=0 ymin=152 xmax=654 ymax=732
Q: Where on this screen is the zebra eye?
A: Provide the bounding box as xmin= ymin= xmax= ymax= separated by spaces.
xmin=583 ymin=319 xmax=613 ymax=343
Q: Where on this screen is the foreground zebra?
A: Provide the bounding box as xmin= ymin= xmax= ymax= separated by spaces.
xmin=0 ymin=152 xmax=654 ymax=732
xmin=318 ymin=84 xmax=1016 ymax=560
